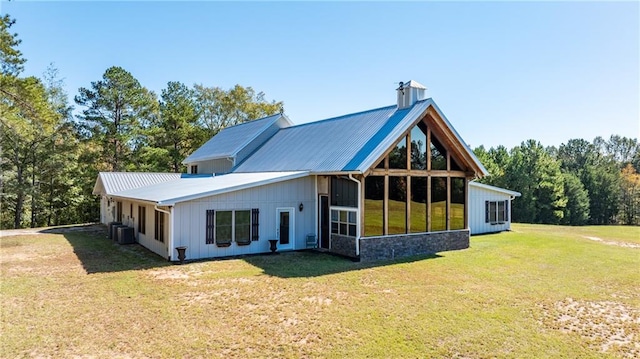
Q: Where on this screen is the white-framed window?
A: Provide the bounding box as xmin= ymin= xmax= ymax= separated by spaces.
xmin=191 ymin=165 xmax=198 ymax=174
xmin=331 ymin=208 xmax=357 ymax=237
xmin=485 ymin=200 xmax=508 ymax=224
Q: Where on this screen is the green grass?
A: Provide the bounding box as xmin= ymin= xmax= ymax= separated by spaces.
xmin=1 ymin=224 xmax=639 ymax=358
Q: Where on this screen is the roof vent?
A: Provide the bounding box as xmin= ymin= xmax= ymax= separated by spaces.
xmin=397 ymin=80 xmax=427 ymax=109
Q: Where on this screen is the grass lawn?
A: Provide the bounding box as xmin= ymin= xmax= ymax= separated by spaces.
xmin=1 ymin=224 xmax=639 ymax=358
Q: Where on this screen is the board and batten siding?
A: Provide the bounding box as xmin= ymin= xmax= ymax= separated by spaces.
xmin=136 ymin=203 xmax=168 ymax=258
xmin=188 ymin=159 xmax=233 ymax=174
xmin=468 ymin=183 xmax=517 ymax=235
xmin=172 ymin=175 xmax=316 ymax=260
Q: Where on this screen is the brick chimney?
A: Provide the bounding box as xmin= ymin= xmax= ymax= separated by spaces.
xmin=397 ymin=80 xmax=427 ymax=109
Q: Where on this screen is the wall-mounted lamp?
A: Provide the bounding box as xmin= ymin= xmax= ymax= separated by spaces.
xmin=299 ymin=203 xmax=304 ymax=212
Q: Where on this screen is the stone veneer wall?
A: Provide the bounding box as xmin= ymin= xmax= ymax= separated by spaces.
xmin=358 ymin=230 xmax=470 ymax=262
xmin=330 ymin=234 xmax=357 ymax=258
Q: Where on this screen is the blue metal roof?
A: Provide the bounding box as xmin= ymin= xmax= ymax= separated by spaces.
xmin=182 ymin=113 xmax=290 ymax=164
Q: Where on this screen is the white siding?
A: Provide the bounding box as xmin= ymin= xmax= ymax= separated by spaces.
xmin=172 ymin=176 xmax=316 ymax=260
xmin=136 ymin=204 xmax=169 ymax=258
xmin=468 ymin=185 xmax=514 ymax=235
xmin=189 ymin=159 xmax=233 ymax=174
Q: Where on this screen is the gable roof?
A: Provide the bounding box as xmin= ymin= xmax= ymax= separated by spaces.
xmin=233 ymin=99 xmax=488 ymax=176
xmin=469 ymin=181 xmax=521 ymax=197
xmin=182 ymin=113 xmax=292 ymax=164
xmin=93 ymin=172 xmax=182 ymax=195
xmin=110 ymin=171 xmax=308 ymax=205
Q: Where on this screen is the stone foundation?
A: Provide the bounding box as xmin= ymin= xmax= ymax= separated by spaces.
xmin=358 ymin=230 xmax=470 ymax=262
xmin=330 ymin=234 xmax=357 ymax=258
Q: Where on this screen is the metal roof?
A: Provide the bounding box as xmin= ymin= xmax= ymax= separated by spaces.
xmin=182 ymin=113 xmax=291 ymax=164
xmin=232 ymin=105 xmax=399 ymax=173
xmin=110 ymin=171 xmax=309 ymax=205
xmin=93 ymin=172 xmax=182 ymax=195
xmin=232 ymin=99 xmax=487 ymax=176
xmin=469 ymin=181 xmax=521 ymax=197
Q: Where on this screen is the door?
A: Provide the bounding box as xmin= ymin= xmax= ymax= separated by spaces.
xmin=276 ymin=208 xmax=294 ymax=250
xmin=319 ymin=195 xmax=330 ymax=249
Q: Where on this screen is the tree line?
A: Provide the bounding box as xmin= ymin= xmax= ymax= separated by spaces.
xmin=2 ymin=15 xmax=639 ymax=229
xmin=0 ymin=15 xmax=282 ymax=229
xmin=474 ymin=137 xmax=640 ymax=226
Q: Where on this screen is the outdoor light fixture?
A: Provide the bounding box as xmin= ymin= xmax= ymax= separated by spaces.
xmin=299 ymin=203 xmax=304 ymax=212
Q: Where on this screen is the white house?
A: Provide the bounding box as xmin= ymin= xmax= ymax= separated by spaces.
xmin=468 ymin=182 xmax=521 ymax=235
xmin=94 ymin=80 xmax=518 ymax=262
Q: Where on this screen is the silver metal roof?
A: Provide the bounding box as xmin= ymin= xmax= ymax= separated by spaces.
xmin=111 ymin=171 xmax=309 ymax=205
xmin=232 ymin=99 xmax=487 ymax=175
xmin=470 ymin=181 xmax=521 ymax=197
xmin=93 ymin=172 xmax=182 ymax=195
xmin=232 ymin=105 xmax=398 ymax=173
xmin=182 ymin=114 xmax=291 ymax=164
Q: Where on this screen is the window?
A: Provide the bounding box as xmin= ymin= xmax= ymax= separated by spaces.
xmin=364 ymin=176 xmax=384 ymax=236
xmin=451 ymin=178 xmax=465 ymax=230
xmin=388 ymin=176 xmax=407 ymax=235
xmin=215 ymin=211 xmax=233 ymax=247
xmin=116 ymin=201 xmax=122 ymax=222
xmin=130 ymin=203 xmax=133 ymax=219
xmin=331 ymin=209 xmax=357 ymax=237
xmin=154 ymin=210 xmax=164 ymax=243
xmin=138 ymin=206 xmax=146 ymax=234
xmin=235 ymin=210 xmax=251 ymax=245
xmin=430 ymin=137 xmax=447 ymax=170
xmin=410 ymin=177 xmax=427 ymax=233
xmin=191 ymin=165 xmax=198 ymax=174
xmin=206 ymin=209 xmax=259 ymax=246
xmin=410 ymin=125 xmax=427 ymax=170
xmin=431 ymin=177 xmax=447 ymax=231
xmin=389 ymin=136 xmax=408 ymax=169
xmin=485 ymin=200 xmax=508 ymax=224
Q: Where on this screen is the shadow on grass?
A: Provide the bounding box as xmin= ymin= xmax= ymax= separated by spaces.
xmin=60 ymin=225 xmax=170 ymax=274
xmin=242 ymin=250 xmax=443 ymax=278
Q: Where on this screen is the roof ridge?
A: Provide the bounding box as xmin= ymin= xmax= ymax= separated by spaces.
xmin=283 ymin=104 xmax=398 ymax=130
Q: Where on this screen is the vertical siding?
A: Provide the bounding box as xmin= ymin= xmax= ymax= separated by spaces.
xmin=172 ymin=176 xmax=317 ymax=260
xmin=192 ymin=159 xmax=233 ymax=174
xmin=135 ymin=203 xmax=169 ymax=258
xmin=468 ymin=186 xmax=513 ymax=235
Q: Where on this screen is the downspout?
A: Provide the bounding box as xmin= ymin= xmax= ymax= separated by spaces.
xmin=348 ymin=174 xmax=361 ymax=256
xmin=154 ymin=205 xmax=173 ymax=261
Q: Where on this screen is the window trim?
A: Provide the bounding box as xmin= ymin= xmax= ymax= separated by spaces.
xmin=330 ymin=207 xmax=357 ymax=238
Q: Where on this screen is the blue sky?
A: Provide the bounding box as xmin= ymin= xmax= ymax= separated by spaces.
xmin=2 ymin=1 xmax=638 ymax=149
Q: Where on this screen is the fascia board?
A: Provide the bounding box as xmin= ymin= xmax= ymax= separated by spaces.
xmin=470 ymin=181 xmax=521 ymax=197
xmin=354 ymin=100 xmax=432 ymax=173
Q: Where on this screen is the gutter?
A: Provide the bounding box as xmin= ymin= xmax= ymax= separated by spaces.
xmin=154 ymin=205 xmax=173 ymax=261
xmin=347 ymin=173 xmax=362 ymax=256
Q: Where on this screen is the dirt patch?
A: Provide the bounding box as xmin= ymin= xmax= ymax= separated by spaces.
xmin=583 ymin=236 xmax=640 ymax=249
xmin=540 ymin=297 xmax=640 ymax=358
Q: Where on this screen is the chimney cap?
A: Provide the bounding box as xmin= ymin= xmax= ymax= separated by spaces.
xmin=401 ymin=80 xmax=427 ymax=90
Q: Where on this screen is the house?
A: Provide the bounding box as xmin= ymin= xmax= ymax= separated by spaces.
xmin=468 ymin=182 xmax=521 ymax=235
xmin=94 ymin=80 xmax=495 ymax=262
